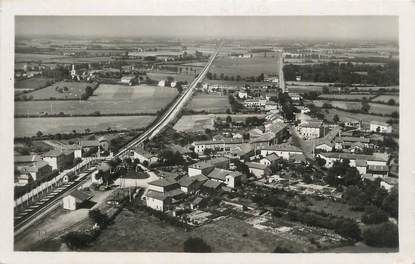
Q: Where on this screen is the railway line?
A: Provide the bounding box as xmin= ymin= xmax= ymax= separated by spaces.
xmin=14 ymin=43 xmax=222 ymax=236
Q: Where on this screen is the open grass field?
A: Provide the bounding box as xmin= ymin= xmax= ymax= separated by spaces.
xmin=91 ymin=84 xmax=177 ymax=100
xmin=15 ymin=53 xmax=115 ymax=64
xmin=287 ymin=85 xmax=324 ymax=93
xmin=210 ymin=56 xmax=280 ymax=78
xmin=146 ymin=72 xmax=195 ymax=83
xmin=86 ymin=209 xmax=293 ymax=252
xmin=15 ymin=77 xmax=55 ymax=90
xmin=174 ymin=114 xmax=265 ymax=132
xmin=16 ymin=81 xmax=95 ymax=100
xmin=318 ymin=94 xmax=375 ymax=100
xmin=312 ymin=100 xmax=399 ymax=115
xmin=186 ymin=94 xmax=231 ymax=113
xmin=15 ymin=84 xmax=178 ymax=116
xmin=14 ymin=116 xmax=155 ymax=137
xmin=371 ymin=95 xmax=399 ymax=104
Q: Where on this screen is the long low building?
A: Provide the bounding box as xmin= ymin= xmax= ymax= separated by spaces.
xmin=317 ymin=152 xmax=389 ymax=170
xmin=260 ymin=144 xmax=303 ymax=160
xmin=192 ymin=138 xmax=244 ymax=154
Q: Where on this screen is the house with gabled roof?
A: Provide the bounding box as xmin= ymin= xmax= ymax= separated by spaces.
xmin=260 ymin=153 xmax=279 ymax=166
xmin=62 ymin=190 xmax=93 ymax=210
xmin=130 ymin=146 xmax=159 ymax=165
xmin=260 ymin=144 xmax=303 ymax=160
xmin=245 ymin=162 xmax=271 ymax=178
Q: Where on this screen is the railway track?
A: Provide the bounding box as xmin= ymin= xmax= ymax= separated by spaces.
xmin=14 ymin=43 xmax=222 ymax=235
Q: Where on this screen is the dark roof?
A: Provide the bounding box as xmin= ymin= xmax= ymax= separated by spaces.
xmin=191 ymin=197 xmax=204 ymax=205
xmin=148 ymin=178 xmax=178 ymax=187
xmin=79 ymin=140 xmax=100 ymax=147
xmin=203 ymin=180 xmax=222 ymax=189
xmin=207 ymin=168 xmax=242 ymax=181
xmin=43 ymin=149 xmax=64 ymax=157
xmin=319 ymin=152 xmax=388 ymax=162
xmin=245 ymin=162 xmax=268 ymax=170
xmin=355 ymin=159 xmax=368 ymax=167
xmin=69 ymin=190 xmax=92 ymax=202
xmin=368 ymin=165 xmax=389 ymax=172
xmin=14 ymin=155 xmax=42 ymax=163
xmin=262 ymin=144 xmax=303 ymax=153
xmin=146 ymin=190 xmax=169 ymax=201
xmin=179 ymin=176 xmax=199 ymax=187
xmin=264 ymin=153 xmax=279 ymax=162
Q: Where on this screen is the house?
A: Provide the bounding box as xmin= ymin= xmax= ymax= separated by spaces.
xmin=265 ymin=101 xmax=279 ymax=111
xmin=206 ymin=168 xmax=242 ymax=189
xmin=289 ymin=153 xmax=307 ymax=164
xmin=315 ymin=141 xmax=334 ymax=152
xmin=190 ymin=197 xmax=206 ymax=210
xmin=260 ymin=153 xmax=279 ymax=166
xmin=62 ymin=190 xmax=92 ymax=210
xmin=249 ymin=128 xmax=263 ymax=139
xmin=148 ymin=178 xmax=180 ymax=193
xmin=370 ymin=121 xmax=392 ymax=133
xmin=170 ymin=81 xmax=177 ymax=88
xmin=243 ymin=99 xmax=266 ymax=108
xmin=192 ymin=138 xmax=243 ymax=154
xmin=260 ymin=144 xmax=303 ymax=160
xmin=250 ymin=132 xmax=276 ymax=147
xmin=145 ymin=190 xmax=171 ymax=211
xmin=158 ymin=80 xmax=166 ymax=87
xmin=298 ymin=120 xmax=323 ymax=139
xmin=238 ymin=90 xmax=248 ymax=99
xmin=265 ymin=112 xmax=284 ymax=123
xmin=120 ymin=75 xmax=137 ymax=85
xmin=355 ymin=160 xmax=368 ymax=175
xmin=229 ymin=143 xmax=254 ymax=160
xmin=188 ymin=157 xmax=229 ymax=176
xmin=367 ymin=165 xmax=389 ymax=178
xmin=17 ymin=160 xmax=52 ymax=182
xmin=334 ymin=136 xmax=370 ymax=150
xmin=42 ymin=149 xmax=66 ymax=171
xmin=178 ymin=174 xmax=208 ymax=193
xmin=130 ymin=146 xmax=159 ymax=165
xmin=201 ymin=180 xmax=223 ymax=192
xmin=14 ymin=155 xmax=42 ymax=168
xmin=245 ymin=162 xmax=271 ymax=178
xmin=92 ymin=161 xmax=112 ymax=184
xmin=288 ymin=92 xmax=302 ymax=102
xmin=265 ymin=122 xmax=287 ymax=143
xmin=344 ymin=118 xmax=362 ymax=129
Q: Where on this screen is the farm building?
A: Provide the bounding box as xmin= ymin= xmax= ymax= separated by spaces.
xmin=130 ymin=146 xmax=159 ymax=165
xmin=297 ymin=120 xmax=323 ymax=140
xmin=369 ymin=121 xmax=392 ymax=133
xmin=120 ymin=75 xmax=137 ymax=86
xmin=260 ymin=144 xmax=303 ymax=160
xmin=245 ymin=162 xmax=271 ymax=178
xmin=62 ymin=190 xmax=93 ymax=210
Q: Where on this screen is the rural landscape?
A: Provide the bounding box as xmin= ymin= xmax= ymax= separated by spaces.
xmin=14 ymin=16 xmax=399 ymax=254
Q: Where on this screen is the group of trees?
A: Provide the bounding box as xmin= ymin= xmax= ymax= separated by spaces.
xmin=206 ymin=72 xmax=266 ymax=82
xmin=158 ymin=150 xmax=185 ymax=166
xmin=270 ymin=92 xmax=298 ymax=121
xmin=284 ymin=61 xmax=399 ymax=86
xmin=324 ymin=159 xmax=361 ymax=187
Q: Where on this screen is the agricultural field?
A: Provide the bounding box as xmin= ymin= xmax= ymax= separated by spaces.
xmin=14 ymin=116 xmax=155 ymax=137
xmin=186 ymin=94 xmax=231 ymax=113
xmin=287 ymin=85 xmax=324 ymax=93
xmin=16 ymin=81 xmax=96 ymax=100
xmin=15 ymin=77 xmax=55 ymax=90
xmin=209 ymin=56 xmax=280 ymax=78
xmin=146 ymin=72 xmax=195 ymax=83
xmin=15 ymin=53 xmax=115 ymax=64
xmin=318 ymin=94 xmax=375 ymax=100
xmin=15 ymin=84 xmax=178 ymax=116
xmin=91 ymin=84 xmax=177 ymax=100
xmin=15 ymin=53 xmax=64 ymax=63
xmin=312 ymin=100 xmax=399 ymax=115
xmin=174 ymin=114 xmax=265 ymax=132
xmin=371 ymin=95 xmax=399 ymax=104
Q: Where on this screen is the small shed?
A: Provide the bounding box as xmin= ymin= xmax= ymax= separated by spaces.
xmin=62 ymin=189 xmax=93 ymax=210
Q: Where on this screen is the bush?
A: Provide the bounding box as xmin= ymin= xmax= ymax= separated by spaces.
xmin=62 ymin=231 xmax=95 ymax=249
xmin=183 ymin=237 xmax=212 ymax=252
xmin=361 ymin=206 xmax=389 ymax=225
xmin=334 ymin=219 xmax=361 ymax=241
xmin=362 ymin=222 xmax=399 ymax=247
xmin=89 ymin=209 xmax=110 ymax=228
xmin=273 ymin=246 xmax=292 ymax=253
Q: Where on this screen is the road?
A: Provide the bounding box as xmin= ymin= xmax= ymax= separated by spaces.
xmin=14 ymin=42 xmax=222 ymax=236
xmin=278 ymin=52 xmax=286 ymax=93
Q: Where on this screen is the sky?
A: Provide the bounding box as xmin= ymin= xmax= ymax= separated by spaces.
xmin=15 ymin=16 xmax=398 ymax=41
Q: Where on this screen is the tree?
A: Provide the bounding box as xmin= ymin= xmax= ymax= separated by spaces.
xmin=334 ymin=219 xmax=361 ymax=241
xmin=183 ymin=237 xmax=212 ymax=252
xmin=333 ymin=114 xmax=340 ymax=123
xmin=62 ymin=231 xmax=94 ymax=249
xmin=382 ymin=186 xmax=398 ymax=218
xmin=273 ymin=246 xmax=292 ymax=253
xmin=226 ymin=115 xmax=232 ymax=124
xmin=36 ymin=131 xmax=43 ymax=138
xmin=343 ymin=185 xmax=369 ymax=210
xmin=387 ymin=98 xmax=396 ymax=105
xmin=362 ymin=222 xmax=399 ymax=247
xmin=315 ymin=156 xmax=326 ymax=167
xmin=361 ymin=206 xmax=389 ymax=225
xmin=89 ymin=209 xmax=110 ymax=228
xmin=361 ymin=99 xmax=371 ymax=113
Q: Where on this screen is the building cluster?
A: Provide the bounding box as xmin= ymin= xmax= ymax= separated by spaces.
xmin=14 ymin=137 xmax=110 ymax=187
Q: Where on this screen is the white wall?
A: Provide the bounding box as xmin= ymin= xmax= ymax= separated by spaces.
xmin=146 ymin=197 xmax=164 ymax=211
